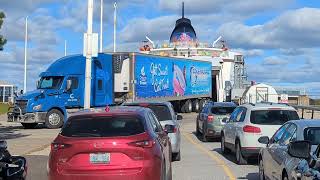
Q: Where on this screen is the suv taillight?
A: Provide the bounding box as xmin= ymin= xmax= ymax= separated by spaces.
xmin=51 ymin=143 xmax=71 ymax=151
xmin=208 ymin=115 xmax=214 ymax=122
xmin=128 ymin=140 xmax=155 ymax=148
xmin=243 ymin=125 xmax=261 ymax=133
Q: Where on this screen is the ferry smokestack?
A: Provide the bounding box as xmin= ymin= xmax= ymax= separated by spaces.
xmin=182 ymin=2 xmax=184 ymax=18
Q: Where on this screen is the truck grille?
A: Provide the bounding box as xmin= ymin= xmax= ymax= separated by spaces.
xmin=14 ymin=100 xmax=28 ymax=114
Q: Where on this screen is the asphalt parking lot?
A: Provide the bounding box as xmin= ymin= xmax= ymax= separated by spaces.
xmin=0 ymin=113 xmax=258 ymax=180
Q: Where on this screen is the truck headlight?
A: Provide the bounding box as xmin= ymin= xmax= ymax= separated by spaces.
xmin=33 ymin=104 xmax=42 ymax=111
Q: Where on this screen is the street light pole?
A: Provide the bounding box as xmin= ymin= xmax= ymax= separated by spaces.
xmin=84 ymin=0 xmax=93 ymax=109
xmin=100 ymin=0 xmax=103 ymax=53
xmin=23 ymin=16 xmax=28 ymax=93
xmin=113 ymin=2 xmax=117 ymax=53
xmin=64 ymin=40 xmax=67 ymax=56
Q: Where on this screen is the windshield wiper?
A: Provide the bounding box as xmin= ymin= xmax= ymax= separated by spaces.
xmin=71 ymin=133 xmax=102 ymax=137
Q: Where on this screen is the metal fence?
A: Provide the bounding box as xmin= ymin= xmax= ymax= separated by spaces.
xmin=293 ymin=105 xmax=320 ymax=119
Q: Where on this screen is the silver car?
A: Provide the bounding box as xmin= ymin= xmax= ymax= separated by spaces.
xmin=123 ymin=101 xmax=182 ymax=161
xmin=258 ymin=119 xmax=320 ymax=180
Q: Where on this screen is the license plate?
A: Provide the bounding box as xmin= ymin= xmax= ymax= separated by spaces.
xmin=90 ymin=153 xmax=110 ymax=164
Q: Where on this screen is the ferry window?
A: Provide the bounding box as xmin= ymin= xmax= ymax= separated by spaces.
xmin=68 ymin=77 xmax=79 ymax=89
xmin=98 ymin=80 xmax=103 ymax=90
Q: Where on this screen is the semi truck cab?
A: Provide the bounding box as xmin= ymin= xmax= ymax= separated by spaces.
xmin=8 ymin=54 xmax=114 ymax=129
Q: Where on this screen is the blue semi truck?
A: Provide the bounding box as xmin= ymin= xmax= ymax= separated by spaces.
xmin=8 ymin=53 xmax=212 ymax=128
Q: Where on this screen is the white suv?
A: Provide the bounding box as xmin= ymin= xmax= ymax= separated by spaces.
xmin=220 ymin=103 xmax=299 ymax=165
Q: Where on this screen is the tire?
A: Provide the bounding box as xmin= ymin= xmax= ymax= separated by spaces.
xmin=221 ymin=134 xmax=230 ymax=154
xmin=235 ymin=141 xmax=247 ymax=165
xmin=172 ymin=151 xmax=181 ymax=161
xmin=184 ymin=100 xmax=192 ymax=113
xmin=199 ymin=99 xmax=205 ymax=111
xmin=192 ymin=99 xmax=200 ymax=112
xmin=21 ymin=123 xmax=38 ymax=129
xmin=259 ymin=159 xmax=265 ymax=180
xmin=202 ymin=124 xmax=207 ymax=142
xmin=45 ymin=109 xmax=64 ymax=129
xmin=180 ymin=101 xmax=186 ymax=113
xmin=196 ymin=120 xmax=200 ymax=136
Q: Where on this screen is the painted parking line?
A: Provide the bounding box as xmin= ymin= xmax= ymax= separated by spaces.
xmin=183 ymin=132 xmax=236 ymax=180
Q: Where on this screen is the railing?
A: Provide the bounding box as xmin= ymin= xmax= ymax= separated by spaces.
xmin=293 ymin=105 xmax=320 ymax=119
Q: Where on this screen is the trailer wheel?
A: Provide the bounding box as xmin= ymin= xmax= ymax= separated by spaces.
xmin=184 ymin=100 xmax=192 ymax=113
xmin=45 ymin=109 xmax=64 ymax=129
xmin=192 ymin=99 xmax=200 ymax=112
xmin=180 ymin=101 xmax=186 ymax=113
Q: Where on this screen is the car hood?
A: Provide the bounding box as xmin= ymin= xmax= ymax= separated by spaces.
xmin=17 ymin=89 xmax=45 ymax=100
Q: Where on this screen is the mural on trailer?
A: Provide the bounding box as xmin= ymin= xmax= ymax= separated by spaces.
xmin=135 ymin=55 xmax=211 ymax=99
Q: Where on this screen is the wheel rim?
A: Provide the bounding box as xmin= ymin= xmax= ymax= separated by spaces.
xmin=195 ymin=102 xmax=199 ymax=110
xmin=188 ymin=102 xmax=192 ymax=112
xmin=49 ymin=113 xmax=61 ymax=126
xmin=259 ymin=160 xmax=264 ymax=180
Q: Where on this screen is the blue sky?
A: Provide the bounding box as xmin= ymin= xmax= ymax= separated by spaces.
xmin=0 ymin=0 xmax=320 ymax=97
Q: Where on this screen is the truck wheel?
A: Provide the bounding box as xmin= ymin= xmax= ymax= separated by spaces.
xmin=184 ymin=100 xmax=192 ymax=113
xmin=180 ymin=101 xmax=186 ymax=113
xmin=21 ymin=123 xmax=38 ymax=129
xmin=45 ymin=109 xmax=64 ymax=129
xmin=192 ymin=99 xmax=200 ymax=112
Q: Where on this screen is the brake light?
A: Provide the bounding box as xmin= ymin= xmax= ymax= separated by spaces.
xmin=51 ymin=143 xmax=71 ymax=151
xmin=208 ymin=115 xmax=214 ymax=122
xmin=243 ymin=125 xmax=261 ymax=133
xmin=139 ymin=103 xmax=149 ymax=107
xmin=128 ymin=140 xmax=155 ymax=148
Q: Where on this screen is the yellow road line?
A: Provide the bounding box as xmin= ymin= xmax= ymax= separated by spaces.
xmin=183 ymin=132 xmax=236 ymax=180
xmin=22 ymin=143 xmax=51 ymax=156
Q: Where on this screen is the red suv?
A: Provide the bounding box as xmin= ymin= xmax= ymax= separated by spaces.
xmin=48 ymin=106 xmax=172 ymax=180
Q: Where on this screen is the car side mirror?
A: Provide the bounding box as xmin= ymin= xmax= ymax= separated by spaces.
xmin=288 ymin=141 xmax=311 ymax=159
xmin=66 ymin=80 xmax=72 ymax=92
xmin=258 ymin=136 xmax=270 ymax=145
xmin=164 ymin=124 xmax=175 ymax=134
xmin=222 ymin=117 xmax=229 ymax=123
xmin=177 ymin=115 xmax=183 ymax=121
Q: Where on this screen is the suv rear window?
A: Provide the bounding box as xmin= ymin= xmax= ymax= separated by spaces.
xmin=211 ymin=107 xmax=236 ymax=115
xmin=304 ymin=128 xmax=320 ymax=145
xmin=126 ymin=104 xmax=172 ymax=121
xmin=61 ymin=116 xmax=145 ymax=137
xmin=250 ymin=110 xmax=299 ymax=125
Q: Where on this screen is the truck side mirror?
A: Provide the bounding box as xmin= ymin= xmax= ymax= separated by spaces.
xmin=66 ymin=80 xmax=72 ymax=92
xmin=288 ymin=141 xmax=311 ymax=159
xmin=36 ymin=80 xmax=40 ymax=89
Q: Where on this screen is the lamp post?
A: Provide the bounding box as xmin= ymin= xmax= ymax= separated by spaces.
xmin=23 ymin=16 xmax=28 ymax=93
xmin=113 ymin=2 xmax=117 ymax=52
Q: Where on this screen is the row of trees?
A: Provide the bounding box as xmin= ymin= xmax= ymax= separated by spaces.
xmin=0 ymin=12 xmax=6 ymax=51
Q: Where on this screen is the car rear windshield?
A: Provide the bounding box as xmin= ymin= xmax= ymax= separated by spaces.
xmin=304 ymin=128 xmax=320 ymax=145
xmin=211 ymin=107 xmax=236 ymax=115
xmin=61 ymin=116 xmax=145 ymax=137
xmin=126 ymin=104 xmax=172 ymax=121
xmin=250 ymin=110 xmax=299 ymax=125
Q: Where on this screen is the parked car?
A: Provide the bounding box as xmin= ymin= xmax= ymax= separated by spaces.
xmin=48 ymin=106 xmax=172 ymax=180
xmin=196 ymin=102 xmax=237 ymax=142
xmin=221 ymin=103 xmax=299 ymax=165
xmin=123 ymin=102 xmax=182 ymax=161
xmin=258 ymin=119 xmax=320 ymax=180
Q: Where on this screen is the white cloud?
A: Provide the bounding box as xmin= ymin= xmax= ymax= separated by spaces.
xmin=217 ymin=8 xmax=320 ymax=49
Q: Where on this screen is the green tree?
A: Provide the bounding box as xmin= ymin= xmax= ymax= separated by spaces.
xmin=0 ymin=12 xmax=7 ymax=51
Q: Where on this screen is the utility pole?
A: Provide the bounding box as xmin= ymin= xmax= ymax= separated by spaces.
xmin=23 ymin=16 xmax=28 ymax=93
xmin=64 ymin=40 xmax=67 ymax=56
xmin=100 ymin=0 xmax=103 ymax=53
xmin=84 ymin=0 xmax=93 ymax=109
xmin=113 ymin=2 xmax=117 ymax=52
